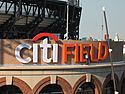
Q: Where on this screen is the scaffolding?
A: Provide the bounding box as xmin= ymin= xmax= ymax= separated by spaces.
xmin=0 ymin=0 xmax=81 ymax=39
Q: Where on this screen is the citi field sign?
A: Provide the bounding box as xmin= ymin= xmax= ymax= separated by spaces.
xmin=15 ymin=33 xmax=109 ymax=64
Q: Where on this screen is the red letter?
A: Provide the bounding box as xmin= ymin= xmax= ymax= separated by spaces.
xmin=62 ymin=44 xmax=78 ymax=64
xmin=80 ymin=44 xmax=91 ymax=63
xmin=74 ymin=44 xmax=79 ymax=63
xmin=98 ymin=42 xmax=108 ymax=61
xmin=90 ymin=44 xmax=98 ymax=62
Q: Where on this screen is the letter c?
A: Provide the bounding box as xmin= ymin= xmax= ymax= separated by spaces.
xmin=15 ymin=44 xmax=32 ymax=63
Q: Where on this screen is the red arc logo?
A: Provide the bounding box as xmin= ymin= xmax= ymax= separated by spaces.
xmin=32 ymin=32 xmax=59 ymax=42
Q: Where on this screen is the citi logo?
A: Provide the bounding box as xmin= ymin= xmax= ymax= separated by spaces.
xmin=15 ymin=33 xmax=59 ymax=64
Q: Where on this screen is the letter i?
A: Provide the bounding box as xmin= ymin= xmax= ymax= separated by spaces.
xmin=53 ymin=44 xmax=58 ymax=62
xmin=33 ymin=44 xmax=38 ymax=63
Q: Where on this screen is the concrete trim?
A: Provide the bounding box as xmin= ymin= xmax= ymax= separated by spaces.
xmin=6 ymin=76 xmax=12 ymax=85
xmin=0 ymin=61 xmax=124 ymax=70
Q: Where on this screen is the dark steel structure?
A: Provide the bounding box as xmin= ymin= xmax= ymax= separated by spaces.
xmin=0 ymin=0 xmax=81 ymax=39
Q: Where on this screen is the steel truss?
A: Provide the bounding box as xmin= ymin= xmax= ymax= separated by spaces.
xmin=0 ymin=0 xmax=81 ymax=39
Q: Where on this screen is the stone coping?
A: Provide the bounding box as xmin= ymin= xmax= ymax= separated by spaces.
xmin=0 ymin=61 xmax=124 ymax=70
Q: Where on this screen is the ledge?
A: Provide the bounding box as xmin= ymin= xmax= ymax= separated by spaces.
xmin=0 ymin=61 xmax=124 ymax=70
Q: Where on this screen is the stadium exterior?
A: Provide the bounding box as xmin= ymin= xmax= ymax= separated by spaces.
xmin=0 ymin=39 xmax=125 ymax=94
xmin=0 ymin=0 xmax=125 ymax=94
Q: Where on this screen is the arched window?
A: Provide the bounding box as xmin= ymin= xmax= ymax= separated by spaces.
xmin=76 ymin=82 xmax=95 ymax=94
xmin=103 ymin=80 xmax=114 ymax=94
xmin=39 ymin=84 xmax=64 ymax=94
xmin=0 ymin=85 xmax=23 ymax=94
xmin=121 ymin=78 xmax=125 ymax=94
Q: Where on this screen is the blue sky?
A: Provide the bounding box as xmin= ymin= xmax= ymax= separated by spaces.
xmin=79 ymin=0 xmax=125 ymax=40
